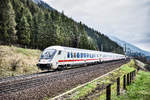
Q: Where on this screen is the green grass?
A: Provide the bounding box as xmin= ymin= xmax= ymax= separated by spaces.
xmin=15 ymin=47 xmax=41 ymax=57
xmin=71 ymin=60 xmax=150 ymax=100
xmin=70 ymin=60 xmax=137 ymax=100
xmin=115 ymin=71 xmax=150 ymax=100
xmin=98 ymin=60 xmax=136 ymax=100
xmin=120 ymin=59 xmax=137 ymax=73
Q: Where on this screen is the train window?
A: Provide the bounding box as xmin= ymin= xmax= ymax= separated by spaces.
xmin=67 ymin=52 xmax=70 ymax=58
xmin=99 ymin=54 xmax=101 ymax=57
xmin=81 ymin=53 xmax=83 ymax=58
xmin=84 ymin=53 xmax=86 ymax=58
xmin=40 ymin=49 xmax=56 ymax=59
xmin=74 ymin=53 xmax=76 ymax=58
xmin=104 ymin=54 xmax=106 ymax=57
xmin=71 ymin=52 xmax=73 ymax=58
xmin=58 ymin=50 xmax=62 ymax=55
xmin=77 ymin=52 xmax=80 ymax=58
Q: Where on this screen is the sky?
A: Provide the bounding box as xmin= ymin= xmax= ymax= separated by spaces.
xmin=43 ymin=0 xmax=150 ymax=52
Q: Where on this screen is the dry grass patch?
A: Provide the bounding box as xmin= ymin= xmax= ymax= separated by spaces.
xmin=0 ymin=45 xmax=41 ymax=77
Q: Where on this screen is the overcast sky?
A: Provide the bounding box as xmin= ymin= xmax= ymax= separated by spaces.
xmin=43 ymin=0 xmax=150 ymax=52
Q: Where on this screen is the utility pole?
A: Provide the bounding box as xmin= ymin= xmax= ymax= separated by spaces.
xmin=124 ymin=43 xmax=126 ymax=56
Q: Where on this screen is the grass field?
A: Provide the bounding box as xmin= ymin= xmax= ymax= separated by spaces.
xmin=75 ymin=60 xmax=150 ymax=100
xmin=115 ymin=71 xmax=150 ymax=100
xmin=68 ymin=60 xmax=137 ymax=100
xmin=95 ymin=60 xmax=150 ymax=100
xmin=0 ymin=45 xmax=41 ymax=77
xmin=98 ymin=60 xmax=150 ymax=100
xmin=58 ymin=60 xmax=150 ymax=100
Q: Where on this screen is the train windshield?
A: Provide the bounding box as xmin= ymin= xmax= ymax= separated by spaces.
xmin=40 ymin=49 xmax=56 ymax=59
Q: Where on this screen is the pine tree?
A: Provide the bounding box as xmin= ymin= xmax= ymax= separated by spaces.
xmin=17 ymin=16 xmax=31 ymax=46
xmin=0 ymin=0 xmax=124 ymax=54
xmin=0 ymin=0 xmax=17 ymax=44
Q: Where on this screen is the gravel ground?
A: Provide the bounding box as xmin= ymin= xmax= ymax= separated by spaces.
xmin=0 ymin=60 xmax=128 ymax=100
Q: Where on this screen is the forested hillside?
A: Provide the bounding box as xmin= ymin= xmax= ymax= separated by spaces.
xmin=0 ymin=0 xmax=124 ymax=54
xmin=83 ymin=25 xmax=123 ymax=53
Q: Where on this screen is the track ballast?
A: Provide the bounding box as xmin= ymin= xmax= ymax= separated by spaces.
xmin=0 ymin=60 xmax=129 ymax=100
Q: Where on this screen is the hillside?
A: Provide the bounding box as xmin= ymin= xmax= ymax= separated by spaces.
xmin=109 ymin=36 xmax=150 ymax=56
xmin=84 ymin=25 xmax=124 ymax=53
xmin=33 ymin=0 xmax=55 ymax=11
xmin=0 ymin=0 xmax=123 ymax=54
xmin=0 ymin=45 xmax=41 ymax=77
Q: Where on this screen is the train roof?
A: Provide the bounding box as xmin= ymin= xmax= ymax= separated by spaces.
xmin=44 ymin=46 xmax=124 ymax=56
xmin=45 ymin=46 xmax=96 ymax=52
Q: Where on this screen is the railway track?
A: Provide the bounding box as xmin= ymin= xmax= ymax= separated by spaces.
xmin=0 ymin=60 xmax=129 ymax=100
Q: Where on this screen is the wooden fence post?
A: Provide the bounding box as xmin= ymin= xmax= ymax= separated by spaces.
xmin=123 ymin=75 xmax=126 ymax=90
xmin=117 ymin=77 xmax=120 ymax=96
xmin=130 ymin=72 xmax=132 ymax=83
xmin=106 ymin=84 xmax=111 ymax=100
xmin=137 ymin=66 xmax=140 ymax=71
xmin=131 ymin=71 xmax=134 ymax=80
xmin=127 ymin=73 xmax=130 ymax=85
xmin=134 ymin=70 xmax=136 ymax=80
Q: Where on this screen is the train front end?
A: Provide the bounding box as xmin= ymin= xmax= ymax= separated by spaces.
xmin=37 ymin=49 xmax=56 ymax=70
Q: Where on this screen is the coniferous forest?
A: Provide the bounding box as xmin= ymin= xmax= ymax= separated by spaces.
xmin=0 ymin=0 xmax=124 ymax=54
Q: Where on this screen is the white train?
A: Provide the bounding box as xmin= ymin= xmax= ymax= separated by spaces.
xmin=37 ymin=46 xmax=126 ymax=70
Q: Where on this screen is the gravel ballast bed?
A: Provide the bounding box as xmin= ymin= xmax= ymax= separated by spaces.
xmin=0 ymin=60 xmax=128 ymax=100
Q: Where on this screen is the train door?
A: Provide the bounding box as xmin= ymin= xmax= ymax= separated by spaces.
xmin=62 ymin=50 xmax=67 ymax=65
xmin=73 ymin=50 xmax=76 ymax=65
xmin=70 ymin=50 xmax=74 ymax=66
xmin=57 ymin=50 xmax=63 ymax=66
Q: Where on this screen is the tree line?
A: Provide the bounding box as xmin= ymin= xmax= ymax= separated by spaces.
xmin=0 ymin=0 xmax=124 ymax=54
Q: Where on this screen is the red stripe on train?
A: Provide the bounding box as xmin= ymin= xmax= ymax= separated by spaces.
xmin=58 ymin=59 xmax=98 ymax=62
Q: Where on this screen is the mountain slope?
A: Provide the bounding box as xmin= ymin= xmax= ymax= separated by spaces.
xmin=32 ymin=0 xmax=55 ymax=10
xmin=33 ymin=0 xmax=42 ymax=4
xmin=0 ymin=0 xmax=124 ymax=54
xmin=32 ymin=0 xmax=124 ymax=54
xmin=109 ymin=36 xmax=150 ymax=56
xmin=83 ymin=25 xmax=124 ymax=54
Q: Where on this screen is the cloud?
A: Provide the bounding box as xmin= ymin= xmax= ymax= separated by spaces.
xmin=43 ymin=0 xmax=150 ymax=52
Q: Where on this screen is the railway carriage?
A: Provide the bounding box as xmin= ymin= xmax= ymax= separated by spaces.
xmin=37 ymin=46 xmax=126 ymax=70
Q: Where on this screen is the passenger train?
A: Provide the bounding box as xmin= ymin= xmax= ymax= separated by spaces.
xmin=37 ymin=46 xmax=126 ymax=70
